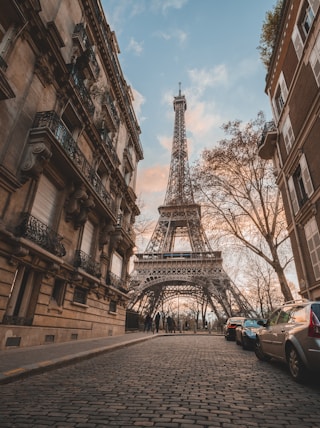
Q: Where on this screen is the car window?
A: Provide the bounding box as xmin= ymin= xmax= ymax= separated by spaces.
xmin=269 ymin=308 xmax=281 ymax=325
xmin=311 ymin=303 xmax=320 ymax=322
xmin=289 ymin=306 xmax=308 ymax=323
xmin=277 ymin=306 xmax=293 ymax=324
xmin=243 ymin=320 xmax=260 ymax=328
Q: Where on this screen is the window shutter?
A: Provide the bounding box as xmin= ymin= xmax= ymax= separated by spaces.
xmin=111 ymin=251 xmax=123 ymax=277
xmin=300 ymin=154 xmax=314 ymax=197
xmin=31 ymin=175 xmax=58 ymax=226
xmin=310 ymin=34 xmax=320 ymax=86
xmin=304 ymin=217 xmax=320 ymax=280
xmin=81 ymin=220 xmax=94 ymax=254
xmin=288 ymin=176 xmax=299 ymax=215
xmin=279 ymin=72 xmax=288 ymax=102
xmin=292 ymin=26 xmax=304 ymax=60
xmin=271 ymin=98 xmax=279 ymax=123
xmin=282 ymin=115 xmax=295 ymax=153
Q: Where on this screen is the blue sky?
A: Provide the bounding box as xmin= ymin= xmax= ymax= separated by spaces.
xmin=101 ymin=0 xmax=277 ymax=246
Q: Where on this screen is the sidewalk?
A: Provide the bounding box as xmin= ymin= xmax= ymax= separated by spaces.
xmin=0 ymin=331 xmax=158 ymax=385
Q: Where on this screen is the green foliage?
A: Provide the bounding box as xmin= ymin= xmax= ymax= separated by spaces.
xmin=258 ymin=0 xmax=284 ymax=70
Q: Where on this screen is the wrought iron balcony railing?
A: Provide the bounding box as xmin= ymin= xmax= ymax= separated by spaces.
xmin=16 ymin=213 xmax=66 ymax=257
xmin=74 ymin=250 xmax=101 ymax=278
xmin=104 ymin=91 xmax=120 ymax=126
xmin=32 ymin=111 xmax=116 ymax=214
xmin=99 ymin=127 xmax=120 ymax=166
xmin=68 ymin=65 xmax=95 ymax=116
xmin=72 ymin=23 xmax=100 ymax=78
xmin=116 ymin=215 xmax=136 ymax=242
xmin=107 ymin=270 xmax=128 ymax=292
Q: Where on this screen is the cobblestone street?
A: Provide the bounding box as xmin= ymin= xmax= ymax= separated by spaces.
xmin=1 ymin=335 xmax=320 ymax=428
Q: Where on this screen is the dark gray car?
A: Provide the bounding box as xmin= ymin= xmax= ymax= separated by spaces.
xmin=254 ymin=300 xmax=320 ymax=382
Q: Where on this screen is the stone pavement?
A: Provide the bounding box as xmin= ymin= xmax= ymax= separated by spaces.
xmin=0 ymin=331 xmax=158 ymax=385
xmin=1 ymin=334 xmax=320 ymax=427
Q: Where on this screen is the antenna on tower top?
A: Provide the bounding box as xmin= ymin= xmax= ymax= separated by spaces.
xmin=179 ymin=82 xmax=181 ymax=96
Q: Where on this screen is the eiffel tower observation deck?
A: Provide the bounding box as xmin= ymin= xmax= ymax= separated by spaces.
xmin=129 ymin=85 xmax=254 ymax=320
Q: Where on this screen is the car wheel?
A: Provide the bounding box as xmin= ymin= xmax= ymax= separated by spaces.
xmin=254 ymin=339 xmax=270 ymax=361
xmin=287 ymin=345 xmax=307 ymax=383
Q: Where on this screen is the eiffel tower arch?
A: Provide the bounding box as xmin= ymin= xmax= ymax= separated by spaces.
xmin=129 ymin=85 xmax=255 ymax=321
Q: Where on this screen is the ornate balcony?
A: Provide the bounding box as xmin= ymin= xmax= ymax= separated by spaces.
xmin=74 ymin=250 xmax=101 ymax=278
xmin=107 ymin=270 xmax=128 ymax=292
xmin=16 ymin=213 xmax=66 ymax=257
xmin=31 ymin=111 xmax=116 ymax=214
xmin=103 ymin=91 xmax=120 ymax=130
xmin=99 ymin=127 xmax=120 ymax=166
xmin=72 ymin=23 xmax=100 ymax=79
xmin=258 ymin=121 xmax=277 ymax=160
xmin=116 ymin=215 xmax=136 ymax=243
xmin=68 ymin=65 xmax=95 ymax=116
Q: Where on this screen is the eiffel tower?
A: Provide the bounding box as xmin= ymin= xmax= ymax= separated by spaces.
xmin=129 ymin=85 xmax=255 ymax=321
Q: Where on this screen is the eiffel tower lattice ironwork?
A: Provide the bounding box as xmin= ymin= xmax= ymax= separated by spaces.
xmin=129 ymin=85 xmax=255 ymax=320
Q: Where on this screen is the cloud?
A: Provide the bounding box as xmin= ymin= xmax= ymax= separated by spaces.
xmin=157 ymin=134 xmax=172 ymax=152
xmin=188 ymin=65 xmax=229 ymax=95
xmin=137 ymin=165 xmax=169 ymax=194
xmin=151 ymin=0 xmax=189 ymax=14
xmin=130 ymin=87 xmax=146 ymax=124
xmin=127 ymin=37 xmax=144 ymax=55
xmin=154 ymin=29 xmax=188 ymax=45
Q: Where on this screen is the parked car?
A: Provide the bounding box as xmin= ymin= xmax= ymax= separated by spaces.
xmin=224 ymin=317 xmax=246 ymax=341
xmin=254 ymin=300 xmax=320 ymax=382
xmin=235 ymin=318 xmax=266 ymax=350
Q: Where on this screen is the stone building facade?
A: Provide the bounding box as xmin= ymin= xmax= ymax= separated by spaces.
xmin=258 ymin=0 xmax=320 ymax=300
xmin=0 ymin=0 xmax=143 ymax=349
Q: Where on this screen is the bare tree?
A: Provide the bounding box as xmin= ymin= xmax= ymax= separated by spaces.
xmin=191 ymin=112 xmax=293 ymax=302
xmin=133 ymin=196 xmax=154 ymax=251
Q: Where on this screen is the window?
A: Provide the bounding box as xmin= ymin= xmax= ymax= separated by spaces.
xmin=305 ymin=217 xmax=320 ymax=280
xmin=269 ymin=309 xmax=281 ymax=325
xmin=310 ymin=32 xmax=320 ymax=86
xmin=290 ymin=306 xmax=308 ymax=323
xmin=73 ymin=286 xmax=87 ymax=304
xmin=277 ymin=307 xmax=293 ymax=324
xmin=31 ymin=175 xmax=59 ymax=227
xmin=293 ymin=1 xmax=320 ymax=59
xmin=288 ymin=154 xmax=314 ymax=214
xmin=51 ymin=279 xmax=66 ymax=306
xmin=109 ymin=300 xmax=117 ymax=313
xmin=302 ymin=5 xmax=315 ymax=36
xmin=111 ymin=251 xmax=123 ymax=278
xmin=282 ymin=115 xmax=295 ymax=153
xmin=294 ymin=164 xmax=308 ymax=205
xmin=272 ymin=72 xmax=288 ymax=121
xmin=81 ymin=220 xmax=95 ymax=255
xmin=292 ymin=25 xmax=304 ymax=60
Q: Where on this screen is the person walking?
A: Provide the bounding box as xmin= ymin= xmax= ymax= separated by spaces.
xmin=155 ymin=312 xmax=161 ymax=333
xmin=144 ymin=313 xmax=152 ymax=332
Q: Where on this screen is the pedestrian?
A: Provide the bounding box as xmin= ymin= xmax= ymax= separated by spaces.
xmin=167 ymin=315 xmax=175 ymax=333
xmin=144 ymin=313 xmax=152 ymax=332
xmin=155 ymin=312 xmax=161 ymax=333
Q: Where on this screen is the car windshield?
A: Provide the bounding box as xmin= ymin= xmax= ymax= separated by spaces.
xmin=243 ymin=319 xmax=261 ymax=328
